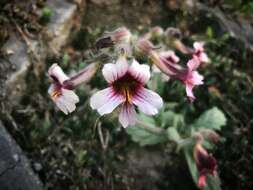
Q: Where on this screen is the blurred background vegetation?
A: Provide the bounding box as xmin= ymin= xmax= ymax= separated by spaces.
xmin=0 ymin=0 xmax=253 ymax=190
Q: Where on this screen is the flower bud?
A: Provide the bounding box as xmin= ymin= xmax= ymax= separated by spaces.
xmin=135 ymin=38 xmax=155 ymax=55
xmin=194 ymin=143 xmax=217 ymax=188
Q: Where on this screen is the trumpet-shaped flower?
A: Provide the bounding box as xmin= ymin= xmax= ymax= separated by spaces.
xmin=150 ymin=50 xmax=203 ymax=101
xmin=183 ymin=58 xmax=204 ymax=102
xmin=90 ymin=56 xmax=163 ymax=128
xmin=194 ymin=143 xmax=217 ymax=188
xmin=48 ymin=64 xmax=79 ymax=114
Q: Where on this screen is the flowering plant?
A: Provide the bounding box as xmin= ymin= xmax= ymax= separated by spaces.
xmin=47 ymin=27 xmax=226 ymax=189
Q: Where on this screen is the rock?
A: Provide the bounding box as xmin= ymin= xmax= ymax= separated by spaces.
xmin=0 ymin=121 xmax=43 ymax=190
xmin=193 ymin=2 xmax=253 ymax=51
xmin=46 ymin=0 xmax=78 ymax=53
xmin=0 ymin=0 xmax=85 ymax=111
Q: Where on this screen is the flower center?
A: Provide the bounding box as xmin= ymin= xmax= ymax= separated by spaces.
xmin=112 ymin=72 xmax=141 ymax=103
xmin=51 ymin=90 xmax=62 ymax=99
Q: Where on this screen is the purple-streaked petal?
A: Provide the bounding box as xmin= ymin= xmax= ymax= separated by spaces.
xmin=159 ymin=50 xmax=180 ymax=63
xmin=48 ymin=64 xmax=69 ymax=84
xmin=67 ymin=62 xmax=98 ymax=87
xmin=90 ymin=87 xmax=125 ymax=115
xmin=128 ymin=59 xmax=150 ymax=84
xmin=132 ymin=87 xmax=163 ymax=115
xmin=119 ymin=103 xmax=136 ymax=128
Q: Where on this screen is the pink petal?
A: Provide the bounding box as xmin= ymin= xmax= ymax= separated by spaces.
xmin=128 ymin=59 xmax=150 ymax=84
xmin=198 ymin=174 xmax=206 ymax=188
xmin=185 ymin=84 xmax=195 ymax=102
xmin=90 ymin=87 xmax=125 ymax=115
xmin=132 ymin=87 xmax=163 ymax=115
xmin=192 ymin=71 xmax=204 ymax=85
xmin=48 ymin=64 xmax=69 ymax=84
xmin=187 ymin=58 xmax=200 ymax=71
xmin=159 ymin=50 xmax=180 ymax=63
xmin=119 ymin=103 xmax=136 ymax=128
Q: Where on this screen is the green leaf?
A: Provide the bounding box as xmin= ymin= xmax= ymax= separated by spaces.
xmin=206 ymin=26 xmax=213 ymax=38
xmin=156 ymin=110 xmax=185 ymax=129
xmin=192 ymin=107 xmax=226 ymax=130
xmin=126 ymin=114 xmax=167 ymax=146
xmin=167 ymin=127 xmax=181 ymax=142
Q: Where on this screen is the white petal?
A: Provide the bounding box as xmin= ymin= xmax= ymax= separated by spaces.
xmin=115 ymin=56 xmax=129 ymax=78
xmin=132 ymin=88 xmax=163 ymax=115
xmin=192 ymin=71 xmax=204 ymax=85
xmin=55 ymin=97 xmax=69 ymax=115
xmin=48 ymin=63 xmax=69 ymax=84
xmin=119 ymin=104 xmax=136 ymax=128
xmin=200 ymin=53 xmax=210 ymax=63
xmin=61 ymin=96 xmax=77 ymax=113
xmin=193 ymin=42 xmax=204 ymax=51
xmin=62 ymin=88 xmax=79 ymax=104
xmin=90 ymin=87 xmax=125 ymax=115
xmin=102 ymin=56 xmax=129 ymax=83
xmin=129 ymin=59 xmax=150 ymax=84
xmin=102 ymin=63 xmax=118 ymax=83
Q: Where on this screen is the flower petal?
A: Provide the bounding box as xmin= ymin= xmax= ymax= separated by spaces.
xmin=48 ymin=64 xmax=69 ymax=84
xmin=192 ymin=71 xmax=204 ymax=85
xmin=193 ymin=42 xmax=204 ymax=52
xmin=90 ymin=87 xmax=125 ymax=115
xmin=185 ymin=83 xmax=195 ymax=102
xmin=62 ymin=88 xmax=79 ymax=104
xmin=102 ymin=56 xmax=128 ymax=83
xmin=55 ymin=97 xmax=69 ymax=114
xmin=128 ymin=59 xmax=150 ymax=84
xmin=119 ymin=103 xmax=136 ymax=128
xmin=132 ymin=88 xmax=163 ymax=115
xmin=187 ymin=58 xmax=200 ymax=71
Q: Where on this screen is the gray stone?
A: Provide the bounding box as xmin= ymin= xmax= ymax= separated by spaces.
xmin=0 ymin=121 xmax=43 ymax=190
xmin=46 ymin=0 xmax=78 ymax=52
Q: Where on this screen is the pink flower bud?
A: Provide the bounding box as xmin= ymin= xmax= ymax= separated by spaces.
xmin=135 ymin=38 xmax=156 ymax=55
xmin=194 ymin=143 xmax=217 ymax=188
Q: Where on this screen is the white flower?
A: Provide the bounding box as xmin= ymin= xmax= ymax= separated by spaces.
xmin=90 ymin=56 xmax=163 ymax=128
xmin=48 ymin=64 xmax=79 ymax=114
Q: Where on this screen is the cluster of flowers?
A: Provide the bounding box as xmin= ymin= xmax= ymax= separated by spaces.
xmin=47 ymin=27 xmax=216 ymax=188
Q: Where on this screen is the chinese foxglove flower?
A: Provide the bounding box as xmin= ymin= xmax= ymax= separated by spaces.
xmin=194 ymin=143 xmax=217 ymax=188
xmin=149 ymin=49 xmax=203 ymax=101
xmin=48 ymin=63 xmax=98 ymax=114
xmin=48 ymin=64 xmax=79 ymax=114
xmin=183 ymin=58 xmax=204 ymax=102
xmin=90 ymin=56 xmax=163 ymax=128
